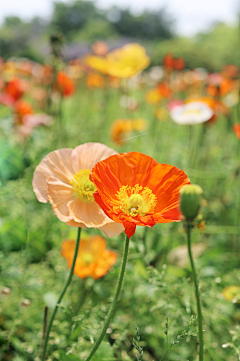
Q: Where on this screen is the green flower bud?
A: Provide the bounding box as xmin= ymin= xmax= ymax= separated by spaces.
xmin=180 ymin=184 xmax=203 ymax=221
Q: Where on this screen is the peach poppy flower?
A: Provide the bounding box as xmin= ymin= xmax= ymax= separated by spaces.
xmin=233 ymin=123 xmax=240 ymax=140
xmin=90 ymin=152 xmax=190 ymax=238
xmin=61 ymin=235 xmax=118 ymax=279
xmin=32 ymin=143 xmax=124 ymax=238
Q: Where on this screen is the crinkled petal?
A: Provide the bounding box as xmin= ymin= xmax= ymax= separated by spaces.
xmin=67 ymin=199 xmax=113 ymax=228
xmin=71 ymin=142 xmax=117 ymax=173
xmin=47 ymin=176 xmax=75 ymax=222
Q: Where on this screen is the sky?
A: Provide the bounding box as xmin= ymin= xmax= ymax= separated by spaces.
xmin=0 ymin=0 xmax=238 ymax=36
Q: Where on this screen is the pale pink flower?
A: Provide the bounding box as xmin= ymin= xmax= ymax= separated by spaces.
xmin=32 ymin=143 xmax=124 ymax=238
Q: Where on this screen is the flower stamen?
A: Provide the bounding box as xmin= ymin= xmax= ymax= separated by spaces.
xmin=70 ymin=169 xmax=96 ymax=202
xmin=116 ymin=184 xmax=157 ymax=217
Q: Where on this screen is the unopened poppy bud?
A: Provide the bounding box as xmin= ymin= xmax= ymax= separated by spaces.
xmin=180 ymin=184 xmax=203 ymax=221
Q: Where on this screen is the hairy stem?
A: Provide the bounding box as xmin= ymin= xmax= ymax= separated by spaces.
xmin=41 ymin=227 xmax=81 ymax=361
xmin=84 ymin=235 xmax=130 ymax=361
xmin=186 ymin=222 xmax=204 ymax=361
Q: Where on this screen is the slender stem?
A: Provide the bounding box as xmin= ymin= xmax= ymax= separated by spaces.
xmin=41 ymin=227 xmax=82 ymax=361
xmin=84 ymin=235 xmax=130 ymax=361
xmin=186 ymin=223 xmax=204 ymax=361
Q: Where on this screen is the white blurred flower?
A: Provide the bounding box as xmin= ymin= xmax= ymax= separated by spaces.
xmin=170 ymin=101 xmax=213 ymax=125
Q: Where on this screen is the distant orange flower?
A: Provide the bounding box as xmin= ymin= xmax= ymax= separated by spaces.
xmin=110 ymin=119 xmax=133 ymax=145
xmin=86 ymin=73 xmax=105 ymax=88
xmin=222 ymin=64 xmax=239 ymax=79
xmin=206 ymin=84 xmax=218 ymax=97
xmin=61 ymin=235 xmax=118 ymax=279
xmin=157 ymin=83 xmax=172 ymax=98
xmin=163 ymin=53 xmax=174 ymax=70
xmin=233 ymin=123 xmax=240 ymax=140
xmin=14 ymin=100 xmax=34 ymax=124
xmin=90 ymin=152 xmax=190 ymax=238
xmin=57 ymin=71 xmax=75 ymax=96
xmin=174 ymin=57 xmax=185 ymax=71
xmin=5 ymin=78 xmax=25 ymax=101
xmin=220 ymin=78 xmax=233 ymax=96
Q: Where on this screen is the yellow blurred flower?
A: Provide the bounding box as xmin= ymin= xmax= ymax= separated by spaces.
xmin=86 ymin=43 xmax=150 ymax=79
xmin=132 ymin=118 xmax=147 ymax=131
xmin=222 ymin=286 xmax=240 ymax=303
xmin=155 ymin=107 xmax=169 ymax=121
xmin=145 ymin=88 xmax=162 ymax=105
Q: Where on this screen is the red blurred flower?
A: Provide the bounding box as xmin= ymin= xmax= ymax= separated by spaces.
xmin=57 ymin=71 xmax=75 ymax=96
xmin=163 ymin=53 xmax=174 ymax=70
xmin=174 ymin=57 xmax=185 ymax=71
xmin=233 ymin=123 xmax=240 ymax=140
xmin=90 ymin=152 xmax=190 ymax=238
xmin=5 ymin=78 xmax=26 ymax=101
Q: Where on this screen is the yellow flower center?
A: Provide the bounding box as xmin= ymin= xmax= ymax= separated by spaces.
xmin=116 ymin=184 xmax=157 ymax=217
xmin=81 ymin=252 xmax=94 ymax=266
xmin=182 ymin=109 xmax=202 ymax=115
xmin=70 ymin=169 xmax=96 ymax=202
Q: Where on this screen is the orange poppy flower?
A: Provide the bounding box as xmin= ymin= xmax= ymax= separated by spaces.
xmin=157 ymin=83 xmax=172 ymax=98
xmin=90 ymin=152 xmax=190 ymax=238
xmin=110 ymin=119 xmax=133 ymax=145
xmin=57 ymin=71 xmax=75 ymax=96
xmin=32 ymin=143 xmax=124 ymax=238
xmin=233 ymin=123 xmax=240 ymax=140
xmin=61 ymin=235 xmax=118 ymax=279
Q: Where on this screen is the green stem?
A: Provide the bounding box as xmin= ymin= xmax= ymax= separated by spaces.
xmin=186 ymin=223 xmax=204 ymax=361
xmin=41 ymin=227 xmax=82 ymax=361
xmin=84 ymin=235 xmax=130 ymax=361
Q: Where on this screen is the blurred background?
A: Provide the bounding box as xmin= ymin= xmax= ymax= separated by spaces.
xmin=0 ymin=0 xmax=239 ymax=71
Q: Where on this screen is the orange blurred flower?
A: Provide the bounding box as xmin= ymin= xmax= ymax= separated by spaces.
xmin=90 ymin=152 xmax=190 ymax=238
xmin=110 ymin=118 xmax=147 ymax=145
xmin=174 ymin=57 xmax=185 ymax=71
xmin=61 ymin=235 xmax=118 ymax=279
xmin=206 ymin=84 xmax=218 ymax=97
xmin=222 ymin=64 xmax=239 ymax=79
xmin=233 ymin=123 xmax=240 ymax=140
xmin=220 ymin=78 xmax=233 ymax=96
xmin=5 ymin=78 xmax=26 ymax=101
xmin=163 ymin=53 xmax=174 ymax=70
xmin=110 ymin=119 xmax=133 ymax=145
xmin=86 ymin=73 xmax=105 ymax=88
xmin=57 ymin=71 xmax=75 ymax=96
xmin=32 ymin=143 xmax=124 ymax=238
xmin=157 ymin=83 xmax=172 ymax=98
xmin=14 ymin=100 xmax=34 ymax=125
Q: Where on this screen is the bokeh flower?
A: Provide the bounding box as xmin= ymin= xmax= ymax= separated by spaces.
xmin=4 ymin=78 xmax=26 ymax=101
xmin=57 ymin=71 xmax=75 ymax=96
xmin=14 ymin=100 xmax=34 ymax=125
xmin=233 ymin=123 xmax=240 ymax=140
xmin=170 ymin=101 xmax=213 ymax=125
xmin=90 ymin=152 xmax=190 ymax=237
xmin=61 ymin=235 xmax=118 ymax=279
xmin=32 ymin=142 xmax=124 ymax=238
xmin=222 ymin=286 xmax=240 ymax=303
xmin=86 ymin=43 xmax=150 ymax=79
